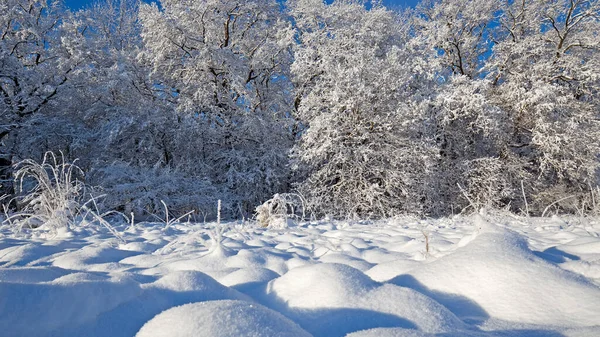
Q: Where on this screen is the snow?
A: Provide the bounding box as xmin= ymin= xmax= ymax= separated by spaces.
xmin=136 ymin=300 xmax=311 ymax=337
xmin=1 ymin=214 xmax=600 ymax=336
xmin=392 ymin=217 xmax=600 ymax=327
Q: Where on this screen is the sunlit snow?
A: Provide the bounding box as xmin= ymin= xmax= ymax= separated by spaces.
xmin=1 ymin=214 xmax=599 ymax=336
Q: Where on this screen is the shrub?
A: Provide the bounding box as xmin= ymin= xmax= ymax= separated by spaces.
xmin=10 ymin=152 xmax=87 ymax=232
xmin=89 ymin=162 xmax=220 ymax=220
xmin=5 ymin=152 xmax=124 ymax=242
xmin=255 ymin=193 xmax=305 ymax=228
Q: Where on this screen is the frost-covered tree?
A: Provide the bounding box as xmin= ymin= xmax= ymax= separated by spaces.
xmin=138 ymin=0 xmax=296 ymax=216
xmin=290 ymin=0 xmax=436 ymax=218
xmin=0 ymin=0 xmax=72 ymax=128
xmin=413 ymin=0 xmax=513 ymax=213
xmin=0 ymin=0 xmax=220 ymax=217
xmin=55 ymin=0 xmax=229 ymax=217
xmin=0 ymin=0 xmax=91 ymax=197
xmin=8 ymin=0 xmax=149 ymax=163
xmin=2 ymin=0 xmax=598 ymax=218
xmin=415 ymin=0 xmax=501 ymax=79
xmin=420 ymin=0 xmax=600 ymax=214
xmin=486 ymin=0 xmax=600 ymax=213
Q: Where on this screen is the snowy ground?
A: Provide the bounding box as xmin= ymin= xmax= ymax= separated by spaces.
xmin=1 ymin=213 xmax=600 ymax=337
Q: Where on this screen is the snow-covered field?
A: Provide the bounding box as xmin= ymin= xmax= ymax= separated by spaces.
xmin=1 ymin=213 xmax=600 ymax=337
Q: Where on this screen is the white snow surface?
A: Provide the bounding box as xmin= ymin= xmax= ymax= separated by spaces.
xmin=136 ymin=300 xmax=311 ymax=337
xmin=1 ymin=213 xmax=600 ymax=336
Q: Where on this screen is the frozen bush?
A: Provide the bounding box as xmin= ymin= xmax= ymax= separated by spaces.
xmin=89 ymin=162 xmax=221 ymax=220
xmin=255 ymin=193 xmax=305 ymax=227
xmin=10 ymin=152 xmax=87 ymax=231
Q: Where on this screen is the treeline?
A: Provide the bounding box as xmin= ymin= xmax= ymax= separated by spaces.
xmin=1 ymin=0 xmax=599 ymax=219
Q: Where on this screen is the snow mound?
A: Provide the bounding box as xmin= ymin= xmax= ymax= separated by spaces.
xmin=152 ymin=270 xmax=227 ymax=292
xmin=0 ymin=242 xmax=72 ymax=267
xmin=267 ymin=263 xmax=378 ymax=307
xmin=51 ymin=244 xmax=141 ymax=269
xmin=362 ymin=284 xmax=465 ymax=333
xmin=46 ymin=271 xmax=249 ymax=337
xmin=0 ymin=266 xmax=69 ymax=283
xmin=0 ymin=273 xmax=141 ymax=336
xmin=345 ymin=327 xmax=487 ymax=337
xmin=225 ymin=248 xmax=290 ymax=275
xmin=135 ymin=300 xmax=311 ymax=337
xmin=266 ymin=263 xmax=464 ymax=335
xmin=219 ymin=267 xmax=280 ymax=287
xmin=345 ymin=328 xmax=433 ymax=337
xmin=365 ymin=259 xmax=420 ymax=282
xmin=147 ymin=270 xmax=250 ymax=302
xmin=319 ymin=252 xmax=374 ymax=271
xmin=1 ymin=215 xmax=598 ymax=337
xmin=393 ymin=219 xmax=600 ymax=327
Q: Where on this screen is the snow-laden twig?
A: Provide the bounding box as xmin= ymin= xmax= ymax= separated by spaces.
xmin=457 ymin=183 xmax=477 ymax=214
xmin=521 ymin=181 xmax=529 ymax=217
xmin=542 ymin=195 xmax=577 ymax=218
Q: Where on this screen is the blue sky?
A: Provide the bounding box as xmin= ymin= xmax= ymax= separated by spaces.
xmin=64 ymin=0 xmax=420 ymax=11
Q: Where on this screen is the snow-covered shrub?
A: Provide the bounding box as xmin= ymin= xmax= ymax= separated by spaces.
xmin=459 ymin=157 xmax=516 ymax=212
xmin=419 ymin=76 xmax=511 ymax=215
xmin=255 ymin=193 xmax=305 ymax=228
xmin=295 ymin=137 xmax=435 ymax=219
xmin=89 ymin=162 xmax=220 ymax=221
xmin=0 ymin=153 xmax=125 ymax=241
xmin=8 ymin=152 xmax=88 ymax=232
